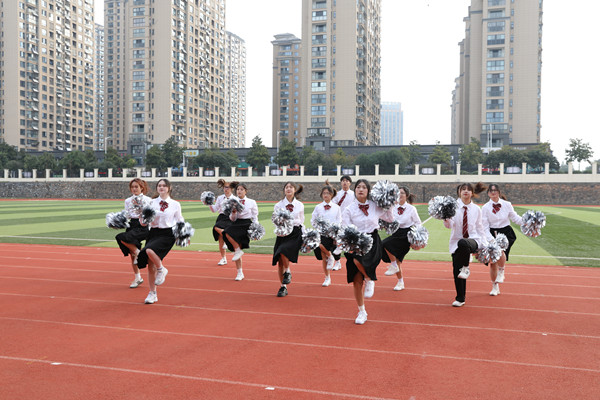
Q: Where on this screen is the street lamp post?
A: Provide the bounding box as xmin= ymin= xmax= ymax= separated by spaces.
xmin=487 ymin=123 xmax=493 ymax=150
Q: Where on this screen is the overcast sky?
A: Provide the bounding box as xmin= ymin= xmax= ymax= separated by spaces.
xmin=95 ymin=0 xmax=600 ymax=163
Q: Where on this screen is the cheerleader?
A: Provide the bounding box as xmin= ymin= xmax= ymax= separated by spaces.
xmin=481 ymin=184 xmax=523 ymax=296
xmin=443 ymin=182 xmax=488 ymax=307
xmin=272 ymin=182 xmax=305 ymax=297
xmin=210 ymin=179 xmax=239 ymax=266
xmin=382 ymin=186 xmax=422 ymax=291
xmin=223 ymin=183 xmax=259 ymax=281
xmin=342 ymin=179 xmax=394 ymax=324
xmin=115 ymin=178 xmax=152 ymax=288
xmin=137 ymin=179 xmax=185 ymax=304
xmin=330 ymin=175 xmax=355 ymax=270
xmin=310 ymin=182 xmax=342 ymax=287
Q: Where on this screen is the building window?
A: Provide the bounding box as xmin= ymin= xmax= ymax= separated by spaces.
xmin=133 ymin=8 xmax=145 ymax=16
xmin=312 ymin=34 xmax=327 ymax=45
xmin=311 ymin=106 xmax=326 ymax=116
xmin=489 ymin=10 xmax=505 ymax=18
xmin=486 ymin=60 xmax=505 ymax=71
xmin=312 ymin=11 xmax=327 ymax=21
xmin=486 ymin=112 xmax=504 ymax=122
xmin=486 ymin=86 xmax=504 ymax=97
xmin=486 ymin=99 xmax=504 ymax=110
xmin=487 ymin=48 xmax=505 ymax=58
xmin=312 ymin=46 xmax=327 ymax=57
xmin=487 ymin=34 xmax=505 ymax=45
xmin=311 ymin=82 xmax=326 ymax=92
xmin=486 ymin=73 xmax=504 ymax=84
xmin=487 ymin=21 xmax=505 ymax=32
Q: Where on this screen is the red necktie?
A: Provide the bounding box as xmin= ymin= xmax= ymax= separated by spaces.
xmin=337 ymin=191 xmax=347 ymax=206
xmin=492 ymin=203 xmax=501 ymax=214
xmin=285 ymin=203 xmax=294 ymax=212
xmin=398 ymin=207 xmax=405 ymax=215
xmin=159 ymin=200 xmax=169 ymax=212
xmin=462 ymin=206 xmax=469 ymax=238
xmin=324 ymin=204 xmax=331 ymax=210
xmin=358 ymin=204 xmax=369 ymax=216
xmin=240 ymin=199 xmax=245 ymax=205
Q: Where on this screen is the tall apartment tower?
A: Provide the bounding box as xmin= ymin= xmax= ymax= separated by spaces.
xmin=380 ymin=102 xmax=403 ymax=146
xmin=104 ymin=0 xmax=226 ymax=160
xmin=94 ymin=23 xmax=105 ymax=151
xmin=225 ymin=31 xmax=246 ymax=148
xmin=0 ymin=0 xmax=96 ymax=151
xmin=300 ymin=0 xmax=381 ymax=147
xmin=451 ymin=0 xmax=543 ymax=148
xmin=271 ymin=33 xmax=302 ymax=147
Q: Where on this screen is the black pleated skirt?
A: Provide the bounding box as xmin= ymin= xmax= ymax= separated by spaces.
xmin=490 ymin=225 xmax=517 ymax=261
xmin=212 ymin=213 xmax=233 ymax=241
xmin=313 ymin=236 xmax=341 ymax=261
xmin=345 ymin=230 xmax=382 ymax=283
xmin=137 ymin=227 xmax=176 ymax=269
xmin=381 ymin=227 xmax=412 ymax=263
xmin=272 ymin=225 xmax=303 ymax=266
xmin=223 ymin=218 xmax=252 ymax=251
xmin=115 ymin=218 xmax=149 ymax=256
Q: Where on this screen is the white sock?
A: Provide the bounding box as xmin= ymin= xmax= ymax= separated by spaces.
xmin=358 ymin=305 xmax=366 ymax=312
xmin=391 ymin=260 xmax=398 ymax=268
xmin=285 ymin=268 xmax=291 ymax=273
xmin=135 ymin=273 xmax=141 ymax=280
xmin=398 ymin=278 xmax=404 ymax=284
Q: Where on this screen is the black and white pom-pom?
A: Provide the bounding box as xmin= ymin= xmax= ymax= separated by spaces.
xmin=370 ymin=180 xmax=399 ymax=210
xmin=378 ymin=218 xmax=400 ymax=235
xmin=272 ymin=208 xmax=294 ymax=237
xmin=477 ymin=240 xmax=503 ymax=264
xmin=128 ymin=194 xmax=150 ymax=214
xmin=407 ymin=225 xmax=429 ymax=250
xmin=106 ymin=210 xmax=130 ymax=229
xmin=172 ymin=221 xmax=195 ymax=247
xmin=312 ymin=216 xmax=332 ymax=236
xmin=222 ymin=197 xmax=244 ymax=216
xmin=336 ymin=224 xmax=373 ymax=256
xmin=428 ymin=195 xmax=459 ymax=220
xmin=520 ymin=210 xmax=546 ymax=238
xmin=140 ymin=206 xmax=156 ymax=225
xmin=301 ymin=228 xmax=321 ymax=253
xmin=200 ymin=191 xmax=216 ymax=206
xmin=247 ymin=221 xmax=266 ymax=241
xmin=495 ymin=233 xmax=509 ymax=251
xmin=325 ymin=222 xmax=342 ymax=239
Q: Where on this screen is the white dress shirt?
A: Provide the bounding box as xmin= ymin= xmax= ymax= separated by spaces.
xmin=443 ymin=199 xmax=487 ymax=254
xmin=274 ymin=197 xmax=305 ymax=227
xmin=230 ymin=197 xmax=259 ymax=223
xmin=311 ymin=201 xmax=342 ymax=226
xmin=393 ymin=202 xmax=422 ymax=228
xmin=124 ymin=194 xmax=152 ymax=219
xmin=332 ymin=189 xmax=356 ymax=212
xmin=342 ymin=199 xmax=394 ymax=233
xmin=210 ymin=193 xmax=235 ymax=214
xmin=148 ymin=196 xmax=184 ymax=229
xmin=482 ymin=199 xmax=523 ymax=240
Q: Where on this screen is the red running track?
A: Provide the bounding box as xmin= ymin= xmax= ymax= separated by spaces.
xmin=1 ymin=243 xmax=599 ymax=399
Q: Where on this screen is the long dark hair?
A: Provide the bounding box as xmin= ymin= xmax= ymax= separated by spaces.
xmin=282 ymin=181 xmax=303 ymax=199
xmin=398 ymin=185 xmax=416 ymax=204
xmin=217 ymin=178 xmax=239 ymax=191
xmin=321 ymin=180 xmax=337 ymax=198
xmin=456 ymin=182 xmax=487 ymax=199
xmin=487 ymin=183 xmax=507 ymax=201
xmin=129 ymin=178 xmax=149 ymax=195
xmin=354 ymin=179 xmax=371 ymax=200
xmin=153 ymin=178 xmax=173 ymax=199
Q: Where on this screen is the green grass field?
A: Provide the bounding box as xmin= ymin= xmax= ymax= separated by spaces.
xmin=1 ymin=199 xmax=598 ymax=267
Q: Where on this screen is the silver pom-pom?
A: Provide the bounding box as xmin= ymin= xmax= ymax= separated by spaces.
xmin=172 ymin=221 xmax=195 ymax=247
xmin=201 ymin=191 xmax=216 ymax=205
xmin=520 ymin=210 xmax=546 ymax=238
xmin=247 ymin=221 xmax=266 ymax=241
xmin=222 ymin=197 xmax=244 ymax=216
xmin=428 ymin=195 xmax=459 ymax=220
xmin=128 ymin=194 xmax=150 ymax=214
xmin=478 ymin=240 xmax=502 ymax=264
xmin=495 ymin=233 xmax=509 ymax=251
xmin=106 ymin=210 xmax=130 ymax=229
xmin=336 ymin=224 xmax=373 ymax=256
xmin=140 ymin=206 xmax=156 ymax=225
xmin=272 ymin=208 xmax=294 ymax=237
xmin=370 ymin=180 xmax=399 ymax=210
xmin=301 ymin=228 xmax=321 ymax=253
xmin=312 ymin=216 xmax=332 ymax=236
xmin=378 ymin=218 xmax=400 ymax=235
xmin=407 ymin=225 xmax=429 ymax=250
xmin=325 ymin=222 xmax=341 ymax=239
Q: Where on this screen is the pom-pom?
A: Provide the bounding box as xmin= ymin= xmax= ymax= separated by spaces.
xmin=428 ymin=195 xmax=459 ymax=220
xmin=520 ymin=210 xmax=546 ymax=238
xmin=201 ymin=191 xmax=216 ymax=206
xmin=172 ymin=221 xmax=195 ymax=247
xmin=407 ymin=225 xmax=429 ymax=250
xmin=222 ymin=197 xmax=244 ymax=216
xmin=325 ymin=222 xmax=342 ymax=239
xmin=495 ymin=233 xmax=509 ymax=251
xmin=247 ymin=221 xmax=266 ymax=241
xmin=378 ymin=218 xmax=400 ymax=235
xmin=312 ymin=216 xmax=332 ymax=237
xmin=128 ymin=194 xmax=150 ymax=214
xmin=140 ymin=206 xmax=156 ymax=225
xmin=336 ymin=224 xmax=373 ymax=256
xmin=370 ymin=180 xmax=399 ymax=210
xmin=272 ymin=208 xmax=294 ymax=237
xmin=477 ymin=240 xmax=503 ymax=264
xmin=106 ymin=210 xmax=130 ymax=229
xmin=301 ymin=228 xmax=321 ymax=253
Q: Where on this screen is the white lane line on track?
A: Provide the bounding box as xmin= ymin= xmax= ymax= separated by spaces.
xmin=0 ymin=355 xmax=398 ymax=400
xmin=1 ymin=322 xmax=599 ymax=374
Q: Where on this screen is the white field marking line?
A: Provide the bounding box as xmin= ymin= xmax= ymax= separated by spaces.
xmin=2 ymin=293 xmax=600 ymax=338
xmin=2 ymin=319 xmax=600 ymax=374
xmin=0 ymin=356 xmax=398 ymax=400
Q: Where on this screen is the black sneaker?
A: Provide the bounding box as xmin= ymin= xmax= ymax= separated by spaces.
xmin=282 ymin=271 xmax=292 ymax=284
xmin=277 ymin=286 xmax=288 ymax=297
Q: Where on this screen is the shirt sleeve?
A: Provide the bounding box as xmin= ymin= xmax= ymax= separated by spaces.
xmin=481 ymin=206 xmax=494 ymax=241
xmin=507 ymin=202 xmax=523 ymax=225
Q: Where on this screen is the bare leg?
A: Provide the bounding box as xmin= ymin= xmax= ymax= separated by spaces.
xmin=226 ymin=233 xmax=240 ymax=250
xmin=354 ymin=259 xmax=370 ymax=281
xmin=490 ymin=262 xmax=499 ymax=282
xmin=146 ymin=249 xmax=160 ymax=292
xmin=121 ymin=241 xmax=141 ymax=275
xmin=396 ymin=262 xmax=404 ymax=280
xmin=353 ymin=273 xmax=365 ymax=307
xmin=278 ymin=254 xmax=290 ymax=284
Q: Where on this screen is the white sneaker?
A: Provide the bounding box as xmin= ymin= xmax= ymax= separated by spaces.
xmin=496 ymin=268 xmax=505 ymax=283
xmin=364 ymin=280 xmax=375 ymax=298
xmin=384 ymin=264 xmax=400 ymax=276
xmin=326 ymin=255 xmax=335 ymax=270
xmin=355 ymin=310 xmax=368 ymax=325
xmin=155 ymin=266 xmax=168 ymax=286
xmin=452 ymin=300 xmax=465 ymax=307
xmin=458 ymin=266 xmax=470 ymax=279
xmin=322 ymin=276 xmax=331 ymax=287
xmin=232 ymin=249 xmax=244 ymax=261
xmin=129 ymin=277 xmax=143 ymax=288
xmin=235 ymin=270 xmax=244 ymax=281
xmin=490 ymin=283 xmax=500 ymax=296
xmin=332 ymin=260 xmax=342 ymax=271
xmin=393 ymin=280 xmax=405 ymax=291
xmin=333 ymin=246 xmax=342 ymax=255
xmin=144 ymin=291 xmax=158 ymax=304
xmin=217 ymin=257 xmax=227 ymax=266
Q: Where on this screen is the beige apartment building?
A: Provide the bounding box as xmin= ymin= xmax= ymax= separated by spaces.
xmin=0 ymin=0 xmax=96 ymax=151
xmin=452 ymin=0 xmax=543 ymax=148
xmin=94 ymin=22 xmax=104 ymax=151
xmin=299 ymin=0 xmax=381 ymax=148
xmin=104 ymin=0 xmax=227 ymax=161
xmin=225 ymin=31 xmax=246 ymax=148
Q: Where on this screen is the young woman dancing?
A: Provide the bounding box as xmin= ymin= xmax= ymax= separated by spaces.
xmin=210 ymin=179 xmax=239 ymax=266
xmin=223 ymin=183 xmax=259 ymax=281
xmin=382 ymin=186 xmax=422 ymax=291
xmin=138 ymin=179 xmax=185 ymax=304
xmin=443 ymin=182 xmax=487 ymax=307
xmin=272 ymin=182 xmax=305 ymax=297
xmin=330 ymin=175 xmax=355 ymax=270
xmin=115 ymin=178 xmax=152 ymax=288
xmin=481 ymin=183 xmax=523 ymax=296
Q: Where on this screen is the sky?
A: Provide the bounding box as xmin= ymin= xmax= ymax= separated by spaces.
xmin=95 ymin=0 xmax=600 ymax=164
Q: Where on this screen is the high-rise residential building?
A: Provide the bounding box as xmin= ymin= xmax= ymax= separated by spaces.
xmin=380 ymin=102 xmax=403 ymax=145
xmin=104 ymin=0 xmax=226 ymax=161
xmin=271 ymin=33 xmax=301 ymax=147
xmin=225 ymin=31 xmax=246 ymax=148
xmin=0 ymin=0 xmax=96 ymax=151
xmin=451 ymin=0 xmax=543 ymax=148
xmin=300 ymin=0 xmax=381 ymax=147
xmin=94 ymin=23 xmax=105 ymax=151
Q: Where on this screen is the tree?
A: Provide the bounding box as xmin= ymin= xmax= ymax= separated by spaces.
xmin=459 ymin=138 xmax=485 ymax=172
xmin=162 ymin=136 xmax=184 ymax=168
xmin=59 ymin=151 xmax=90 ymax=175
xmin=275 ymin=137 xmax=299 ymax=167
xmin=485 ymin=146 xmax=526 ymax=170
xmin=565 ymin=138 xmax=594 ymax=171
xmin=191 ymin=148 xmax=238 ymax=171
xmin=0 ymin=142 xmax=18 ymax=169
xmin=428 ymin=142 xmax=452 ymax=166
xmin=24 ymin=153 xmax=58 ymax=173
xmin=246 ymin=135 xmax=270 ymax=171
xmin=299 ymin=146 xmax=334 ymax=175
xmin=145 ymin=145 xmax=167 ymax=169
xmin=401 ymin=140 xmax=422 ymax=169
xmin=370 ymin=149 xmax=407 ymax=174
xmin=525 ymin=142 xmax=559 ymax=172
